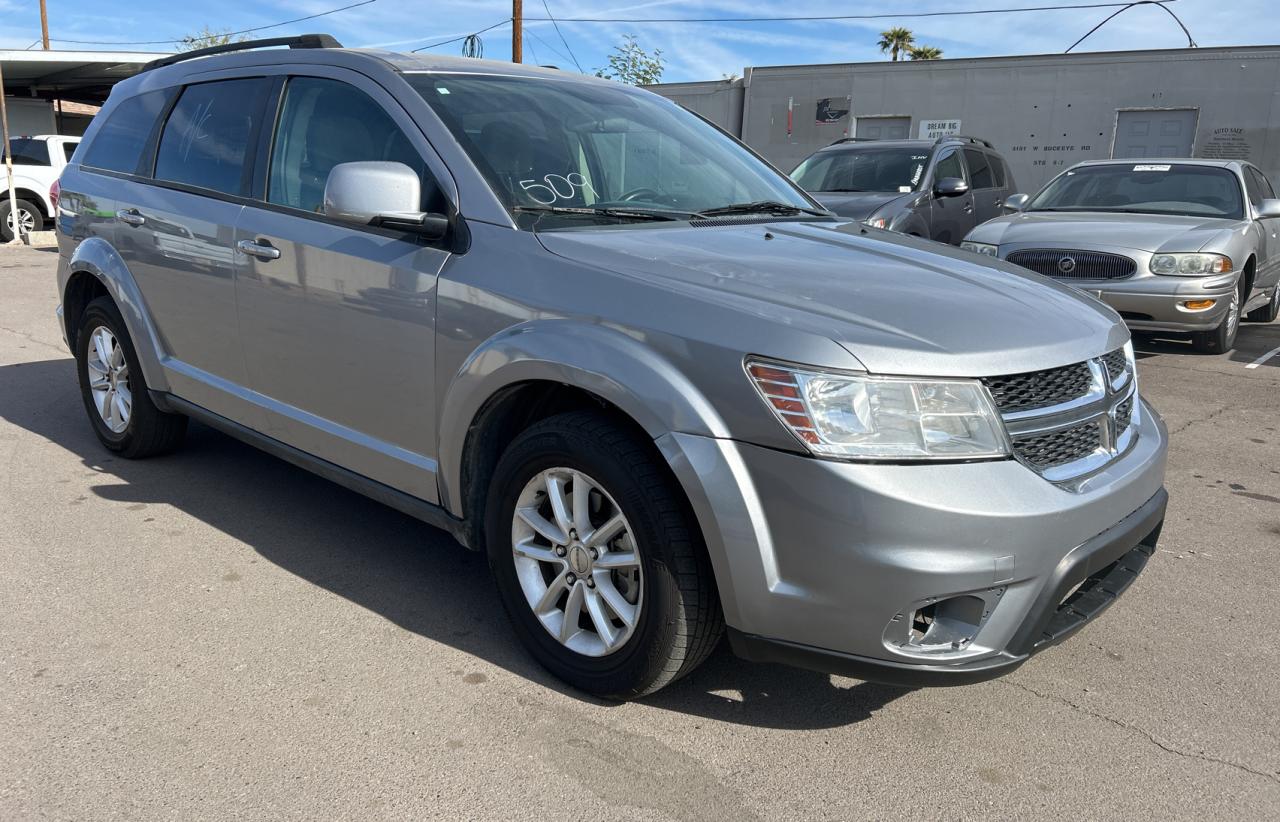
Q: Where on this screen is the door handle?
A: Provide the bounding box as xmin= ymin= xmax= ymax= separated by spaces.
xmin=115 ymin=209 xmax=145 ymax=227
xmin=237 ymin=238 xmax=281 ymax=261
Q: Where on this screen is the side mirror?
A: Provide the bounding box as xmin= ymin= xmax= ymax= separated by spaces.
xmin=323 ymin=161 xmax=448 ymax=240
xmin=1003 ymin=193 xmax=1030 ymax=212
xmin=933 ymin=177 xmax=970 ymax=198
xmin=1256 ymin=198 xmax=1280 ymax=219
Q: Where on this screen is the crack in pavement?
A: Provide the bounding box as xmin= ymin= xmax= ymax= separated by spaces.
xmin=0 ymin=323 xmax=66 ymax=355
xmin=1000 ymin=678 xmax=1280 ymax=785
xmin=1167 ymin=404 xmax=1232 ymax=436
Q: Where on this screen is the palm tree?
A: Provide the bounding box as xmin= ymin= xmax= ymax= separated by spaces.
xmin=908 ymin=45 xmax=944 ymax=60
xmin=877 ymin=27 xmax=915 ymax=61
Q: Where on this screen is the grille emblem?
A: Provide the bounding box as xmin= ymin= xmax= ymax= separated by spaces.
xmin=1057 ymin=256 xmax=1077 ymax=274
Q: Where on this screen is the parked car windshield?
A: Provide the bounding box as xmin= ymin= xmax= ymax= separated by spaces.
xmin=408 ymin=73 xmax=815 ymax=228
xmin=1028 ymin=163 xmax=1245 ymax=219
xmin=790 ymin=147 xmax=930 ymax=193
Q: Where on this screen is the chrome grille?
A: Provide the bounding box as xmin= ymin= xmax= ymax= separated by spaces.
xmin=982 ymin=362 xmax=1093 ymax=415
xmin=986 ymin=346 xmax=1137 ymax=483
xmin=1007 ymin=249 xmax=1136 ymax=280
xmin=1013 ymin=422 xmax=1103 ymax=469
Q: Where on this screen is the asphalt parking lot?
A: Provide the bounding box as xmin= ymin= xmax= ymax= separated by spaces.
xmin=1 ymin=244 xmax=1278 ymax=820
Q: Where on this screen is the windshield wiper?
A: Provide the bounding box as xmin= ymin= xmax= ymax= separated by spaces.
xmin=696 ymin=200 xmax=830 ymax=218
xmin=512 ymin=205 xmax=696 ymax=222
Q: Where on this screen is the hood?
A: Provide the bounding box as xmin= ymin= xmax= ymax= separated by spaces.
xmin=972 ymin=210 xmax=1238 ymax=252
xmin=536 ymin=220 xmax=1127 ymax=378
xmin=810 ymin=191 xmax=913 ymax=220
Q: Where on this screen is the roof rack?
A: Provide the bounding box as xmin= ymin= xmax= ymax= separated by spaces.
xmin=827 ymin=137 xmax=880 ymax=146
xmin=141 ymin=33 xmax=343 ymax=72
xmin=936 ymin=134 xmax=994 ymax=149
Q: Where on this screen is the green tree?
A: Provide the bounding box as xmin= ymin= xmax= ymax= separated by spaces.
xmin=180 ymin=26 xmax=249 ymax=51
xmin=908 ymin=45 xmax=944 ymax=60
xmin=877 ymin=27 xmax=915 ymax=62
xmin=594 ymin=35 xmax=665 ymax=85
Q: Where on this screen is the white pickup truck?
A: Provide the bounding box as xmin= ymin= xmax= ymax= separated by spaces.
xmin=4 ymin=135 xmax=79 ymax=240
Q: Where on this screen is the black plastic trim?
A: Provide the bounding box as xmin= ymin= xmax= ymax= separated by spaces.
xmin=141 ymin=34 xmax=343 ymax=73
xmin=159 ymin=393 xmax=469 ymax=547
xmin=728 ymin=488 xmax=1167 ymax=687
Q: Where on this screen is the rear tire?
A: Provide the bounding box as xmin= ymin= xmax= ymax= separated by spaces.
xmin=1192 ymin=280 xmax=1243 ymax=353
xmin=1244 ymin=285 xmax=1280 ymax=323
xmin=75 ymin=296 xmax=187 ymax=458
xmin=1 ymin=198 xmax=43 ymax=241
xmin=485 ymin=411 xmax=722 ymax=699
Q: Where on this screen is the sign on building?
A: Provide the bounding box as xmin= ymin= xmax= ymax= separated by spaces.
xmin=918 ymin=119 xmax=962 ymax=139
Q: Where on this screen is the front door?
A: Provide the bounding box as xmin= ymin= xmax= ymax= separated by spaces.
xmin=1244 ymin=166 xmax=1280 ymax=295
xmin=116 ymin=77 xmax=272 ymax=424
xmin=234 ymin=72 xmax=450 ymax=502
xmin=964 ymin=147 xmax=1004 ymax=225
xmin=926 ymin=148 xmax=975 ymax=244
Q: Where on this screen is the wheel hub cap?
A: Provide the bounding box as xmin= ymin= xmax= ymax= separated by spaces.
xmin=85 ymin=326 xmax=131 ymax=433
xmin=511 ymin=467 xmax=643 ymax=657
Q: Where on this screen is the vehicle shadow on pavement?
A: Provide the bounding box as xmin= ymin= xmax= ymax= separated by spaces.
xmin=0 ymin=357 xmax=909 ymax=729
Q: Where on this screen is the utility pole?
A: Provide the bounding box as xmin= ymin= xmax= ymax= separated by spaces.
xmin=0 ymin=62 xmax=28 ymax=245
xmin=512 ymin=0 xmax=522 ymax=63
xmin=39 ymin=0 xmax=51 ymax=50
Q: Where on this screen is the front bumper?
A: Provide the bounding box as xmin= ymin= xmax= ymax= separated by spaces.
xmin=1088 ymin=273 xmax=1237 ymax=332
xmin=657 ymin=396 xmax=1168 ymax=685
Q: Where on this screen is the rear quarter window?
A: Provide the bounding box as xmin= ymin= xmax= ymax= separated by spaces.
xmin=81 ymin=89 xmax=173 ymax=174
xmin=8 ymin=138 xmax=50 ymax=166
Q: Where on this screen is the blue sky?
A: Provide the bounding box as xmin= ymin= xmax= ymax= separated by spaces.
xmin=0 ymin=0 xmax=1273 ymax=82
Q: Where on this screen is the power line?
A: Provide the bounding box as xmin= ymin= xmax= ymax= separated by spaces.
xmin=410 ymin=18 xmax=512 ymax=53
xmin=1066 ymin=1 xmax=1195 ymax=52
xmin=47 ymin=0 xmax=378 ymax=46
xmin=523 ymin=1 xmax=1179 ymax=24
xmin=525 ymin=28 xmax=575 ymax=66
xmin=540 ymin=0 xmax=583 ymax=73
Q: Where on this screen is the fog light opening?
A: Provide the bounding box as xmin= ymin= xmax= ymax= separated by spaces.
xmin=907 ymin=595 xmax=988 ymax=651
xmin=1181 ymin=299 xmax=1216 ymax=311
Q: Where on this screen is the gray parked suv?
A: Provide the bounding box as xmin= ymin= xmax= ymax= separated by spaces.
xmin=55 ymin=36 xmax=1168 ymax=699
xmin=790 ymin=135 xmax=1016 ymax=244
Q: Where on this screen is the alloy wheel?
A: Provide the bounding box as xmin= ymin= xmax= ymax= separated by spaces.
xmin=1227 ymin=285 xmax=1241 ymax=335
xmin=85 ymin=326 xmax=132 ymax=433
xmin=6 ymin=206 xmax=36 ymax=234
xmin=510 ymin=467 xmax=643 ymax=657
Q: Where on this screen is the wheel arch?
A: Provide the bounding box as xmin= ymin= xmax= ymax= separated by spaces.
xmin=1 ymin=187 xmax=52 ymax=218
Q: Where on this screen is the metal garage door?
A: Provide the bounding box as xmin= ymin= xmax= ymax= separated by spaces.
xmin=1113 ymin=109 xmax=1198 ymax=158
xmin=856 ymin=117 xmax=911 ymax=140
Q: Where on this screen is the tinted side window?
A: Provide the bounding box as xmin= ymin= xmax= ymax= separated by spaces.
xmin=81 ymin=89 xmax=172 ymax=174
xmin=155 ymin=79 xmax=269 ymax=196
xmin=934 ymin=150 xmax=964 ymax=183
xmin=9 ymin=139 xmax=50 ymax=166
xmin=989 ymin=154 xmax=1007 ymax=188
xmin=268 ymin=76 xmax=435 ymax=214
xmin=1243 ymin=168 xmax=1264 ymax=208
xmin=963 ymin=148 xmax=994 ymax=188
xmin=1248 ymin=167 xmax=1275 ymax=202
xmin=62 ymin=142 xmax=78 ymax=163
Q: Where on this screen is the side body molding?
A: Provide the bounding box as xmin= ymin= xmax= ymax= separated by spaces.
xmin=61 ymin=237 xmax=171 ymax=394
xmin=436 ymin=319 xmax=731 ymax=517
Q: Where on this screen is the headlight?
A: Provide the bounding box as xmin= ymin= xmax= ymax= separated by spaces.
xmin=746 ymin=359 xmax=1010 ymax=460
xmin=864 ymin=216 xmax=889 ymax=229
xmin=960 ymin=241 xmax=998 ymax=256
xmin=1149 ymin=253 xmax=1232 ymax=276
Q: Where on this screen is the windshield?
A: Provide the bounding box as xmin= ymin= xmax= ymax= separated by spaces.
xmin=1028 ymin=163 xmax=1244 ymax=219
xmin=790 ymin=147 xmax=930 ymax=193
xmin=408 ymin=73 xmax=814 ymax=228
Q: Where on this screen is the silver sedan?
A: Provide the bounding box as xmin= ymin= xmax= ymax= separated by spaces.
xmin=962 ymin=159 xmax=1280 ymax=353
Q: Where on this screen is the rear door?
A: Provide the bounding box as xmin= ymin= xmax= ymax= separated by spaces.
xmin=963 ymin=147 xmax=1003 ymax=224
xmin=115 ymin=76 xmax=272 ymax=425
xmin=233 ymin=70 xmax=452 ymax=502
xmin=925 ymin=148 xmax=974 ymax=244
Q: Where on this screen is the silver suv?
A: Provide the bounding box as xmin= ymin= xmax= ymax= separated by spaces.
xmin=55 ymin=36 xmax=1168 ymax=698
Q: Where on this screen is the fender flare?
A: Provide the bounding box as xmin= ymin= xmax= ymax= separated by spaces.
xmin=436 ymin=319 xmax=730 ymax=515
xmin=63 ymin=237 xmax=170 ymax=393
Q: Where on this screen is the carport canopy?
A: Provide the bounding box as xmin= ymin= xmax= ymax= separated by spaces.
xmin=0 ymin=49 xmax=172 ymax=105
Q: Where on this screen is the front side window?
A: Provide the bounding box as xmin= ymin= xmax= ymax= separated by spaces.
xmin=933 ymin=150 xmax=965 ymax=184
xmin=409 ymin=74 xmax=812 ymax=227
xmin=81 ymin=89 xmax=172 ymax=174
xmin=990 ymin=154 xmax=1007 ymax=188
xmin=155 ymin=78 xmax=268 ymax=196
xmin=790 ymin=147 xmax=931 ymax=193
xmin=1029 ymin=163 xmax=1245 ymax=219
xmin=268 ymin=76 xmax=435 ymax=214
xmin=1245 ymin=167 xmax=1274 ymax=206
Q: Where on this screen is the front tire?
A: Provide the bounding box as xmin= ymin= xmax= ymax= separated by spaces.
xmin=1192 ymin=280 xmax=1243 ymax=353
xmin=485 ymin=411 xmax=722 ymax=699
xmin=75 ymin=296 xmax=187 ymax=458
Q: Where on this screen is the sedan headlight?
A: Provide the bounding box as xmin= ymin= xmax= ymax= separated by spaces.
xmin=1149 ymin=253 xmax=1232 ymax=276
xmin=746 ymin=359 xmax=1010 ymax=460
xmin=960 ymin=241 xmax=998 ymax=256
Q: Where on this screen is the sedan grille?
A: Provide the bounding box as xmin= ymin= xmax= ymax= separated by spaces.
xmin=1012 ymin=421 xmax=1103 ymax=470
xmin=981 ymin=362 xmax=1093 ymax=414
xmin=1006 ymin=249 xmax=1136 ymax=280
